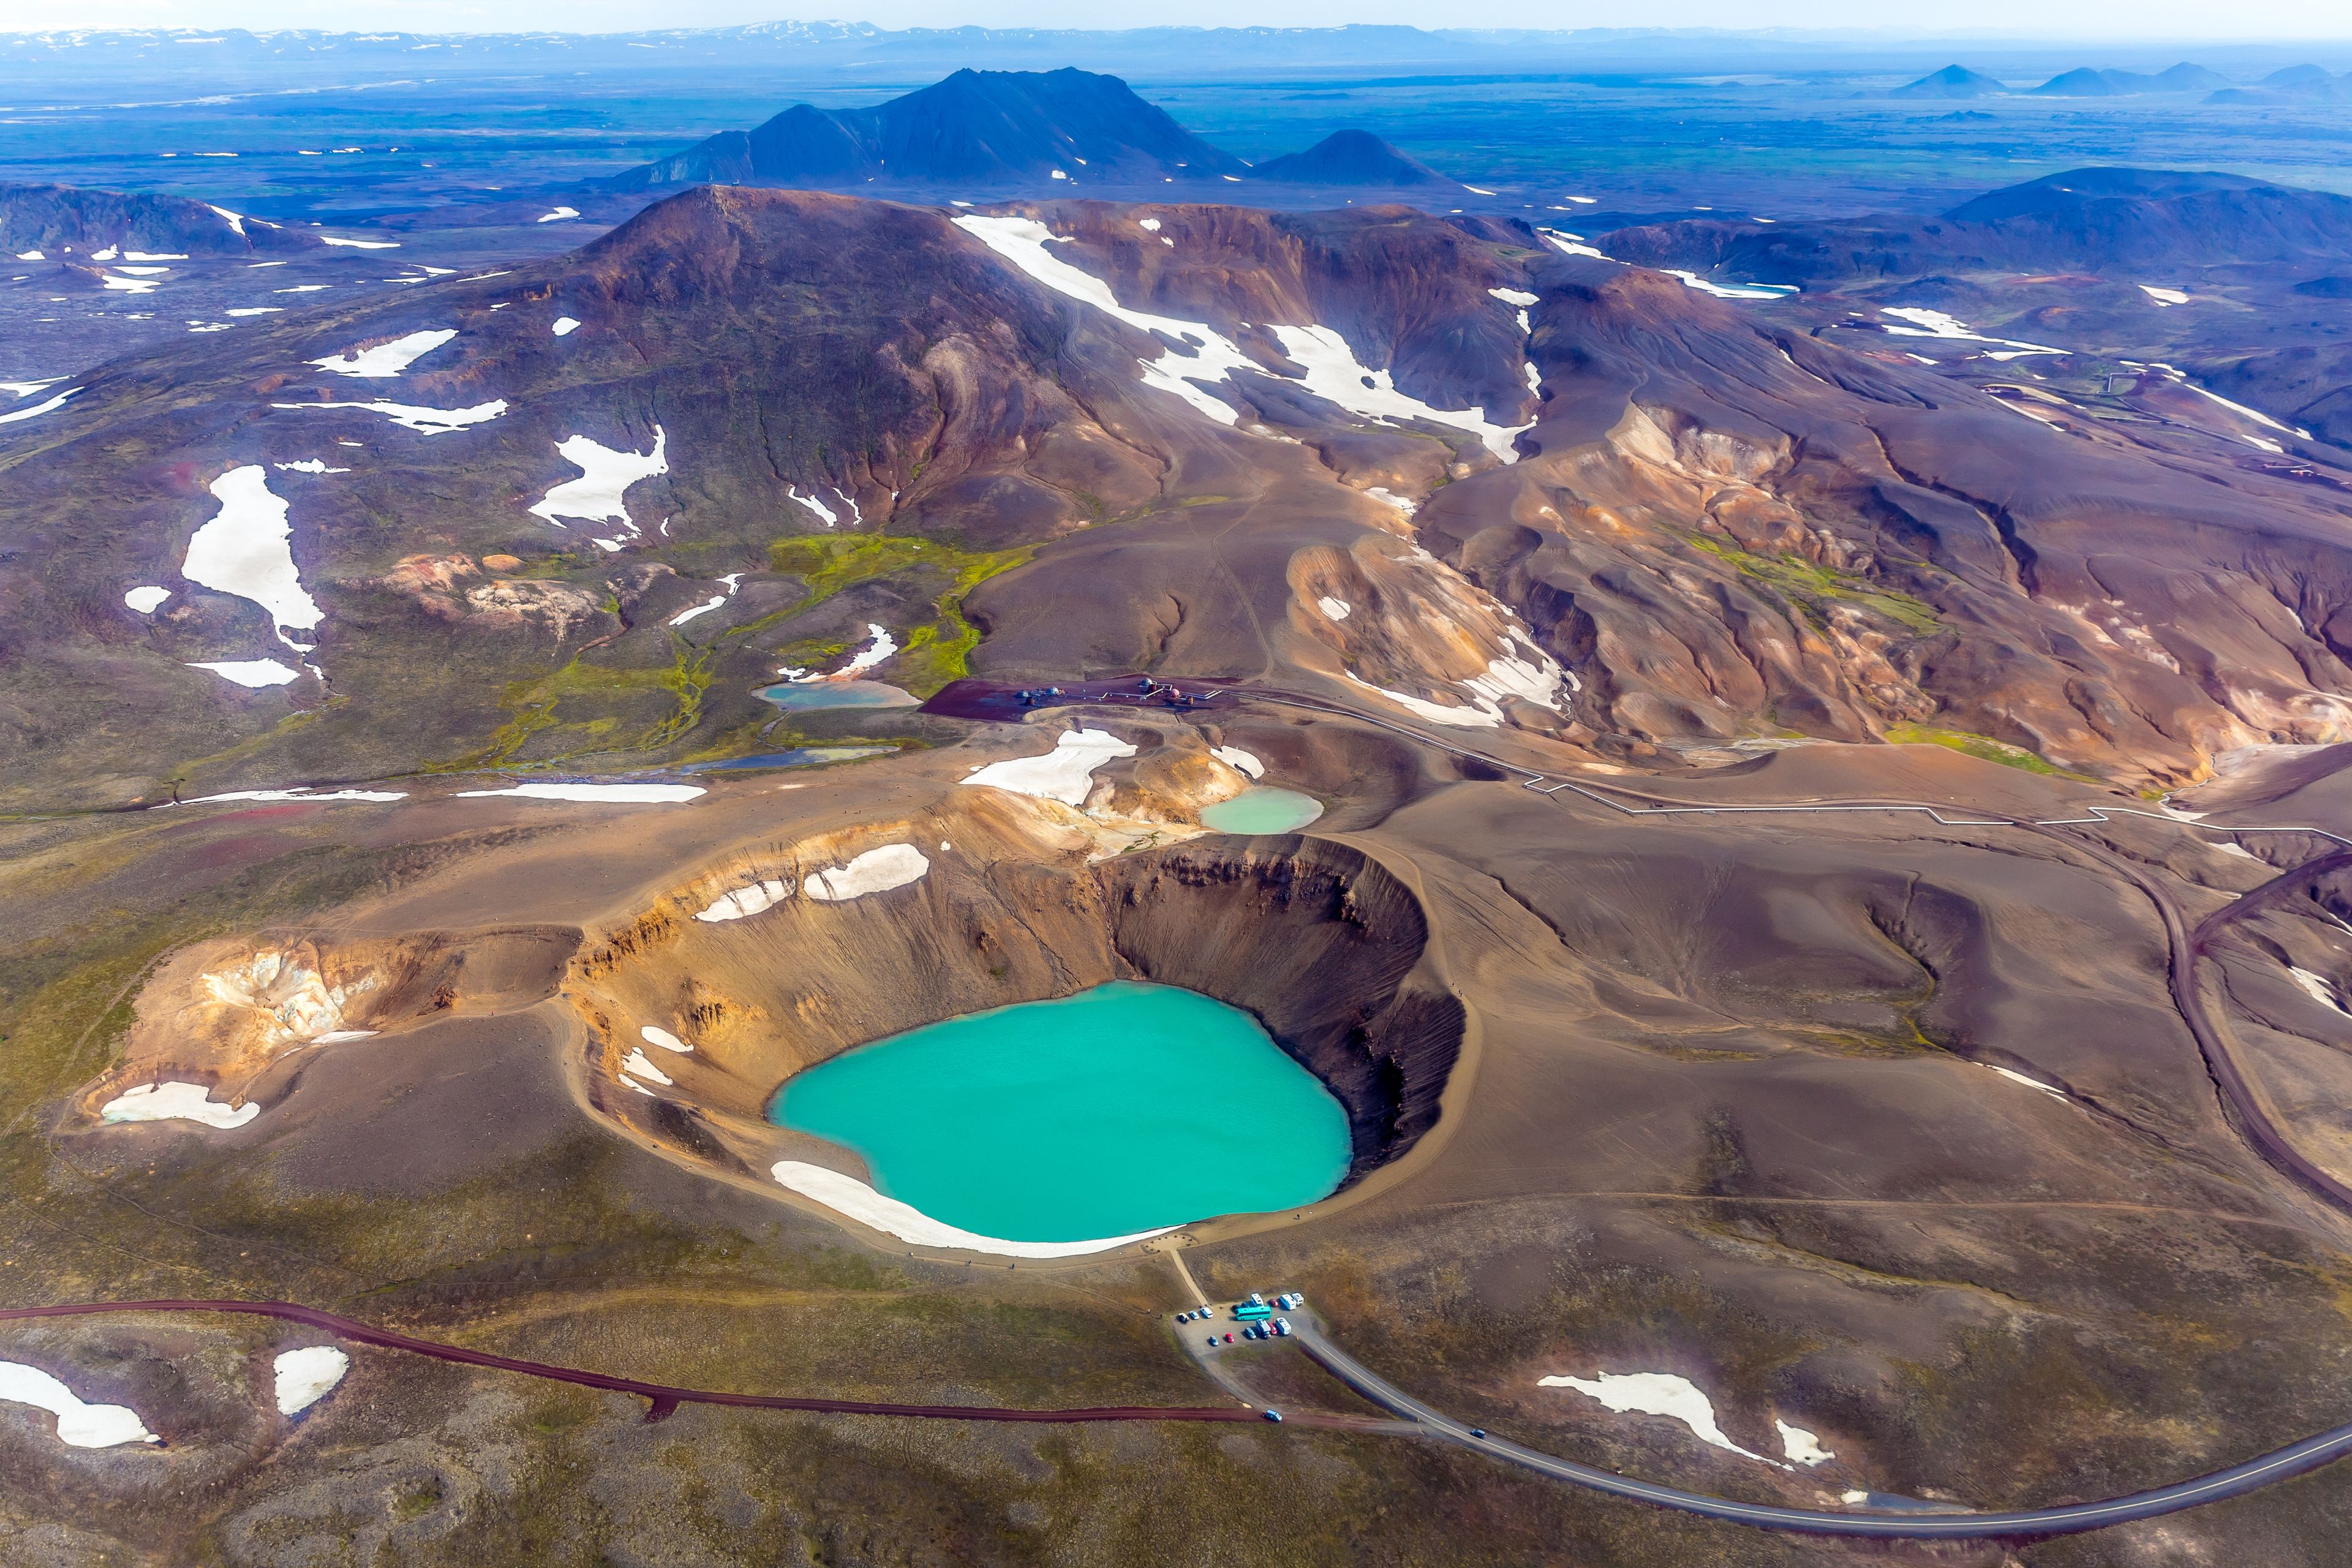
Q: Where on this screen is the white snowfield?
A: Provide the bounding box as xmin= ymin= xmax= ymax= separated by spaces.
xmin=275 ymin=459 xmax=350 ymax=474
xmin=2291 ymin=967 xmax=2348 ymax=1015
xmin=100 ymin=1080 xmax=258 ymax=1129
xmin=1318 ymin=595 xmax=1353 ymax=620
xmin=538 ymin=205 xmax=581 ymax=223
xmin=124 ymin=586 xmax=171 ymax=613
xmin=960 ymin=727 xmax=1137 ymax=805
xmin=1271 ymin=323 xmax=1532 ymax=461
xmin=1210 ymin=745 xmax=1265 ymax=778
xmin=1776 ymin=1419 xmax=1834 ymax=1466
xmin=769 ymin=1161 xmax=1174 ymax=1258
xmin=622 ymin=1048 xmax=675 ymax=1087
xmin=0 ymin=1363 xmax=160 ymax=1449
xmin=528 ymin=427 xmax=669 ymax=531
xmin=274 ymin=398 xmax=508 ymax=435
xmin=804 ymin=843 xmax=931 ymax=901
xmin=454 ymin=782 xmax=704 ymax=803
xmin=695 ymin=878 xmax=791 ymax=922
xmin=1347 ymin=632 xmax=1567 ymax=729
xmin=954 ymin=214 xmax=1257 ymax=426
xmin=2140 ymin=284 xmax=2191 ymax=306
xmin=0 ymin=386 xmax=79 ymax=424
xmin=320 ymin=235 xmax=399 ymax=249
xmin=641 ymin=1025 xmax=692 ymax=1054
xmin=954 ymin=215 xmax=1536 ymax=458
xmin=551 ymin=316 xmax=581 ymax=336
xmin=182 ymin=465 xmax=322 ymax=650
xmin=790 ymin=622 xmax=897 ymax=681
xmin=310 ymin=328 xmax=455 ymax=378
xmin=668 ymin=594 xmax=726 ymax=627
xmin=187 ymin=658 xmax=303 ymax=688
xmin=1664 ymin=270 xmax=1798 ymax=300
xmin=273 ymin=1347 xmax=349 ymax=1416
xmin=1988 ymin=1062 xmax=2069 ymax=1100
xmin=1539 ymin=1371 xmax=1777 ymax=1464
xmin=183 ymin=787 xmax=405 ymax=804
xmin=1879 ymin=306 xmax=2062 ymax=359
xmin=1539 ymin=228 xmax=1614 ymax=261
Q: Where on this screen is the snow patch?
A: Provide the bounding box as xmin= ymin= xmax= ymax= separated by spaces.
xmin=961 ymin=727 xmax=1138 ymax=805
xmin=0 ymin=386 xmax=79 ymax=424
xmin=1317 ymin=595 xmax=1353 ymax=620
xmin=771 ymin=1161 xmax=1174 ymax=1257
xmin=622 ymin=1048 xmax=674 ymax=1087
xmin=310 ymin=328 xmax=454 ymax=377
xmin=181 ymin=465 xmax=321 ymax=651
xmin=1210 ymin=745 xmax=1264 ymax=778
xmin=274 ymin=459 xmax=349 ymax=473
xmin=804 ymin=843 xmax=930 ymax=901
xmin=2290 ymin=967 xmax=2348 ymax=1015
xmin=537 ymin=205 xmax=581 ymax=222
xmin=100 ymin=1080 xmax=257 ymax=1129
xmin=1539 ymin=1372 xmax=1775 ymax=1463
xmin=273 ymin=1348 xmax=347 ymax=1416
xmin=319 ymin=235 xmax=399 ymax=249
xmin=183 ymin=788 xmax=403 ymax=804
xmin=1270 ymin=323 xmax=1531 ymax=462
xmin=0 ymin=1363 xmax=159 ymax=1448
xmin=954 ymin=214 xmax=1253 ymax=426
xmin=1986 ymin=1063 xmax=2068 ymax=1101
xmin=188 ymin=658 xmax=303 ymax=688
xmin=641 ymin=1026 xmax=692 ymax=1054
xmin=1776 ymin=1420 xmax=1834 ymax=1466
xmin=696 ymin=878 xmax=791 ymax=922
xmin=273 ymin=399 xmax=507 ymax=435
xmin=551 ymin=316 xmax=579 ymax=336
xmin=2139 ymin=285 xmax=2190 ymax=306
xmin=1880 ymin=306 xmax=2062 ymax=357
xmin=454 ymin=782 xmax=704 ymax=803
xmin=529 ymin=428 xmax=668 ymax=530
xmin=124 ymin=586 xmax=170 ymax=612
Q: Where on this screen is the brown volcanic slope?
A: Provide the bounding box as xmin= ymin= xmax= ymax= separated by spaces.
xmin=18 ymin=183 xmax=2352 ymax=1568
xmin=4 ymin=183 xmax=2352 ymax=813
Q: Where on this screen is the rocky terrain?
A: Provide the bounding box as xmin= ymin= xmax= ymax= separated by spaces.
xmin=10 ymin=123 xmax=2352 ymax=1567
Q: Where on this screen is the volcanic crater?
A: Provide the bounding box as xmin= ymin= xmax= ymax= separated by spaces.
xmin=567 ymin=812 xmax=1465 ymax=1232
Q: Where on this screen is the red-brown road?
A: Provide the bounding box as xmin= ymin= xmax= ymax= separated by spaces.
xmin=0 ymin=1298 xmax=1362 ymax=1428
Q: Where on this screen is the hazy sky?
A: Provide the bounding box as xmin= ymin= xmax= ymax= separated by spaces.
xmin=7 ymin=0 xmax=2351 ymax=39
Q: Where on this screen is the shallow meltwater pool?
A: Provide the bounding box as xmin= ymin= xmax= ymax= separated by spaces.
xmin=768 ymin=981 xmax=1351 ymax=1246
xmin=1200 ymin=786 xmax=1324 ymax=834
xmin=754 ymin=679 xmax=918 ymax=712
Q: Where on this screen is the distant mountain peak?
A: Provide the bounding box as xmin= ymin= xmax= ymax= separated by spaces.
xmin=1248 ymin=129 xmax=1459 ymax=189
xmin=614 ymin=67 xmax=1246 ymax=192
xmin=1890 ymin=64 xmax=2005 ymax=99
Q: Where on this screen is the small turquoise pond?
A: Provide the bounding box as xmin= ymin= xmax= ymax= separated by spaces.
xmin=1201 ymin=786 xmax=1324 ymax=835
xmin=768 ymin=981 xmax=1352 ymax=1243
xmin=755 ymin=679 xmax=918 ymax=712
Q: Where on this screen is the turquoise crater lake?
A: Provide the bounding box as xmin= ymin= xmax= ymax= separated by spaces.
xmin=767 ymin=981 xmax=1352 ymax=1243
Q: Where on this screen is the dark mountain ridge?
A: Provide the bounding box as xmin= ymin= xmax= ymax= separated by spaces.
xmin=1 ymin=181 xmax=317 ymax=257
xmin=612 ymin=67 xmax=1472 ymax=195
xmin=1600 ymin=166 xmax=2352 ymax=284
xmin=613 ymin=68 xmax=1247 ymax=191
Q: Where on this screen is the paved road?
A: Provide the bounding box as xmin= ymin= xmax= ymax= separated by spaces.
xmin=0 ymin=1299 xmax=1365 ymax=1429
xmin=1293 ymin=1321 xmax=2352 ymax=1539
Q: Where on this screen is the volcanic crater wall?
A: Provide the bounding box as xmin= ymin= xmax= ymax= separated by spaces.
xmin=568 ymin=818 xmax=1460 ymax=1193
